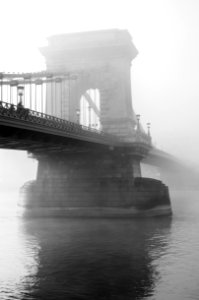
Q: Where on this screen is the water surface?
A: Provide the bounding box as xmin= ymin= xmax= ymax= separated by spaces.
xmin=0 ymin=190 xmax=199 ymax=299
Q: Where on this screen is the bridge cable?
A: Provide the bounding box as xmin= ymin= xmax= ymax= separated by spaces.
xmin=60 ymin=79 xmax=63 ymax=119
xmin=54 ymin=80 xmax=56 ymax=116
xmin=51 ymin=80 xmax=54 ymax=116
xmin=54 ymin=79 xmax=57 ymax=116
xmin=30 ymin=78 xmax=32 ymax=110
xmin=41 ymin=80 xmax=43 ymax=113
xmin=94 ymin=88 xmax=97 ymax=128
xmin=7 ymin=83 xmax=9 ymax=103
xmin=68 ymin=78 xmax=70 ymax=121
xmin=24 ymin=84 xmax=25 ymax=107
xmin=0 ymin=76 xmax=2 ymax=101
xmin=35 ymin=83 xmax=37 ymax=111
xmin=10 ymin=84 xmax=12 ymax=104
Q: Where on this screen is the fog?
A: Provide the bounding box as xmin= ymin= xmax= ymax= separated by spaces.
xmin=0 ymin=0 xmax=199 ymax=194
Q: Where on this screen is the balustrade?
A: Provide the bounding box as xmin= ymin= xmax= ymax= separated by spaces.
xmin=0 ymin=100 xmax=120 ymax=143
xmin=0 ymin=100 xmax=151 ymax=147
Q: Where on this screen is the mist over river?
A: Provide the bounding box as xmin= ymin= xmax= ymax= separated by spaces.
xmin=0 ymin=190 xmax=199 ymax=300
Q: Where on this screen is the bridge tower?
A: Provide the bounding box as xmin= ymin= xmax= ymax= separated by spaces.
xmin=40 ymin=29 xmax=138 ymax=142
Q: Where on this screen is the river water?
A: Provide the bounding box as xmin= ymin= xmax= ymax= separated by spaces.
xmin=0 ymin=190 xmax=199 ymax=300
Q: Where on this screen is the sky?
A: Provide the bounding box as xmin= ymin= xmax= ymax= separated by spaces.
xmin=0 ymin=0 xmax=199 ymax=189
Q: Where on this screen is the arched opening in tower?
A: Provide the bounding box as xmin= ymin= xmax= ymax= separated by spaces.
xmin=80 ymin=89 xmax=101 ymax=129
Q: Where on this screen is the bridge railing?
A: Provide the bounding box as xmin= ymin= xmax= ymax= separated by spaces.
xmin=0 ymin=100 xmax=121 ymax=144
xmin=0 ymin=100 xmax=152 ymax=147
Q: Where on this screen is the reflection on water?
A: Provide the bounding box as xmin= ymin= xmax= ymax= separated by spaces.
xmin=0 ymin=191 xmax=199 ymax=299
xmin=0 ymin=218 xmax=40 ymax=299
xmin=21 ymin=217 xmax=172 ymax=300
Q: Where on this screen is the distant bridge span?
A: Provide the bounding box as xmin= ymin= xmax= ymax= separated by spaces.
xmin=144 ymin=148 xmax=179 ymax=168
xmin=143 ymin=148 xmax=199 ymax=189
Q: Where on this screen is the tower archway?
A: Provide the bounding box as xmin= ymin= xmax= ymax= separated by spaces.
xmin=80 ymin=88 xmax=100 ymax=129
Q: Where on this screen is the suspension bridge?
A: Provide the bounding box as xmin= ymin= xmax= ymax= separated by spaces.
xmin=0 ymin=29 xmax=172 ymax=217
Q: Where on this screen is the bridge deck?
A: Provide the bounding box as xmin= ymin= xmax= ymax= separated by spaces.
xmin=0 ymin=100 xmax=151 ymax=157
xmin=0 ymin=101 xmax=120 ymax=148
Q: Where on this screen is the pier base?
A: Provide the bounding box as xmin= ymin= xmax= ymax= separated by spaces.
xmin=19 ymin=150 xmax=172 ymax=217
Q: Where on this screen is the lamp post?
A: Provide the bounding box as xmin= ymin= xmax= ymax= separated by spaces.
xmin=136 ymin=114 xmax=140 ymax=130
xmin=76 ymin=108 xmax=80 ymax=124
xmin=147 ymin=122 xmax=151 ymax=137
xmin=17 ymin=86 xmax=24 ymax=105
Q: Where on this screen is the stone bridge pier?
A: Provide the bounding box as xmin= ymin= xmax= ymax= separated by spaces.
xmin=20 ymin=147 xmax=143 ymax=210
xmin=20 ymin=143 xmax=171 ymax=217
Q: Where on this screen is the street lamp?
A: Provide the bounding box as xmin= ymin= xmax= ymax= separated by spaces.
xmin=136 ymin=114 xmax=140 ymax=130
xmin=76 ymin=108 xmax=80 ymax=124
xmin=147 ymin=122 xmax=151 ymax=136
xmin=17 ymin=86 xmax=24 ymax=104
